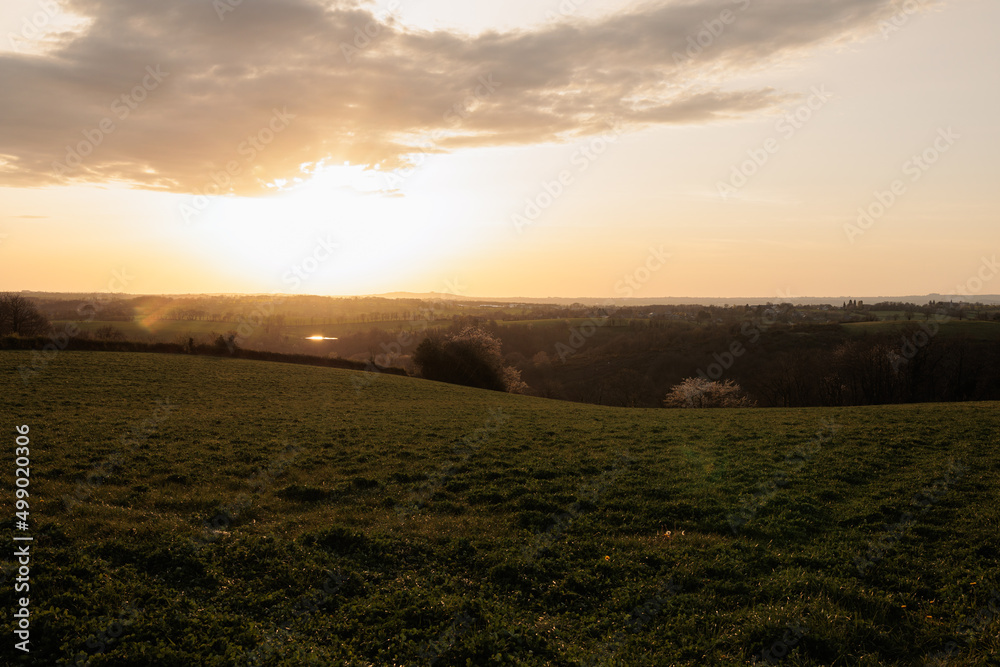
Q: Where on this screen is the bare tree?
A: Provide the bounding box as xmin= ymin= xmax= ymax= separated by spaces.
xmin=0 ymin=293 xmax=50 ymax=337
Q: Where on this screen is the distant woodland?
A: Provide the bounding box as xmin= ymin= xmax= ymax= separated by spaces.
xmin=6 ymin=292 xmax=1000 ymax=408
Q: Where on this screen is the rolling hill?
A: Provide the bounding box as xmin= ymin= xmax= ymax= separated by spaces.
xmin=1 ymin=351 xmax=998 ymax=665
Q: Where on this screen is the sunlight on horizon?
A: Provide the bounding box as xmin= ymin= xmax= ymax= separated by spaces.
xmin=185 ymin=161 xmax=492 ymax=294
xmin=0 ymin=0 xmax=997 ymax=298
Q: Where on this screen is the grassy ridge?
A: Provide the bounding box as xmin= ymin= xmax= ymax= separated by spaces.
xmin=1 ymin=351 xmax=998 ymax=665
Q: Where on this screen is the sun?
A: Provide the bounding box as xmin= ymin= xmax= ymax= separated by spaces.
xmin=183 ymin=159 xmax=489 ymax=295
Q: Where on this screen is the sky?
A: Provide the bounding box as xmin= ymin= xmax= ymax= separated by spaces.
xmin=0 ymin=0 xmax=997 ymax=300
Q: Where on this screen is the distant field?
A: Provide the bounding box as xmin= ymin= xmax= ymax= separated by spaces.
xmin=55 ymin=319 xmax=454 ymax=341
xmin=1 ymin=351 xmax=998 ymax=665
xmin=61 ymin=316 xmax=1000 ymax=344
xmin=52 ymin=319 xmax=229 ymax=339
xmin=842 ymin=319 xmax=1000 ymax=340
xmin=866 ymin=310 xmax=909 ymax=321
xmin=498 ymin=317 xmax=634 ymax=329
xmin=281 ymin=320 xmax=452 ymax=338
xmin=54 ymin=317 xmax=633 ymax=342
xmin=499 ymin=318 xmax=600 ymax=327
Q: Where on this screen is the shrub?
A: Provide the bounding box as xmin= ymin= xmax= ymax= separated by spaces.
xmin=663 ymin=377 xmax=755 ymax=408
xmin=94 ymin=325 xmax=127 ymax=341
xmin=414 ymin=326 xmax=526 ymax=393
xmin=213 ymin=333 xmax=238 ymax=354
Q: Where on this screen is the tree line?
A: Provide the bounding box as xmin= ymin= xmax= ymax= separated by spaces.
xmin=6 ymin=292 xmax=1000 ymax=408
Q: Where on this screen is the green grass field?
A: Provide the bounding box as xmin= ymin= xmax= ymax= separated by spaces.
xmin=1 ymin=351 xmax=998 ymax=665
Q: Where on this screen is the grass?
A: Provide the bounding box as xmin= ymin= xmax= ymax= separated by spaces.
xmin=1 ymin=351 xmax=998 ymax=665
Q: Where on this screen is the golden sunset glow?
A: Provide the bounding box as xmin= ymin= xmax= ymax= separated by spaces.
xmin=1 ymin=0 xmax=998 ymax=299
xmin=2 ymin=4 xmax=1000 ymax=661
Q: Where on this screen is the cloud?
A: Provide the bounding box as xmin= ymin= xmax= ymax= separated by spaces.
xmin=0 ymin=0 xmax=917 ymax=195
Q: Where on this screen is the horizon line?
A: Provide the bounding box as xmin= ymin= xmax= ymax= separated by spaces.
xmin=10 ymin=289 xmax=1000 ymax=304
